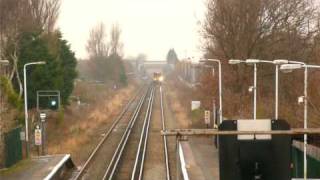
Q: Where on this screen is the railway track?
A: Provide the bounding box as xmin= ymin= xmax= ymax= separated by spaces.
xmin=130 ymin=86 xmax=155 ymax=180
xmin=74 ymin=84 xmax=172 ymax=180
xmin=142 ymin=85 xmax=171 ymax=179
xmin=104 ymin=86 xmax=154 ymax=179
xmin=73 ymin=86 xmax=149 ymax=180
xmin=161 ymin=84 xmax=178 ymax=180
xmin=160 ymin=86 xmax=171 ymax=180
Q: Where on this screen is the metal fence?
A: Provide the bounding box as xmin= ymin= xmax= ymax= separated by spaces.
xmin=4 ymin=127 xmax=22 ymax=167
xmin=291 ymin=141 xmax=320 ymax=178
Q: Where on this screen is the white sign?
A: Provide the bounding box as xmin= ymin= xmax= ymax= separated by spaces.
xmin=204 ymin=110 xmax=210 ymax=124
xmin=191 ymin=101 xmax=201 ymax=110
xmin=40 ymin=113 xmax=46 ymax=119
xmin=35 ymin=128 xmax=42 ymax=146
xmin=237 ymin=119 xmax=271 ymax=140
xmin=20 ymin=131 xmax=25 ymax=141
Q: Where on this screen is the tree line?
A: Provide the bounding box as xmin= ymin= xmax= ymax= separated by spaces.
xmin=0 ymin=0 xmax=77 ymax=118
xmin=79 ymin=22 xmax=127 ymax=85
xmin=201 ymin=0 xmax=320 ymax=125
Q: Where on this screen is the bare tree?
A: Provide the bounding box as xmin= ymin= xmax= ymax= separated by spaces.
xmin=28 ymin=0 xmax=61 ymax=32
xmin=0 ymin=0 xmax=34 ymax=97
xmin=86 ymin=22 xmax=108 ymax=59
xmin=0 ymin=0 xmax=60 ymax=40
xmin=109 ymin=23 xmax=123 ymax=56
xmin=203 ymin=0 xmax=317 ymax=60
xmin=0 ymin=0 xmax=61 ymax=97
xmin=201 ymin=0 xmax=319 ymax=119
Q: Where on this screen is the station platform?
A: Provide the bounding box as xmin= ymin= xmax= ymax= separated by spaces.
xmin=179 ymin=136 xmax=219 ymax=180
xmin=0 ymin=154 xmax=75 ymax=180
xmin=178 ymin=138 xmax=320 ymax=180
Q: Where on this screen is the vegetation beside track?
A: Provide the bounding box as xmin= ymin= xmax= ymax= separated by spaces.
xmin=46 ymin=81 xmax=138 ymax=164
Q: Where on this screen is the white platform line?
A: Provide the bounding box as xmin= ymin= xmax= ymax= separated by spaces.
xmin=43 ymin=154 xmax=71 ymax=180
xmin=179 ymin=143 xmax=190 ymax=180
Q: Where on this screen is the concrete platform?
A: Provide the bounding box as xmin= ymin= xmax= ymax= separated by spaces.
xmin=179 ymin=136 xmax=219 ymax=180
xmin=0 ymin=154 xmax=74 ymax=180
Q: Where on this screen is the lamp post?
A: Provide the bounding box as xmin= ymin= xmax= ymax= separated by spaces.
xmin=24 ymin=61 xmax=46 ymax=157
xmin=0 ymin=60 xmax=9 ymax=76
xmin=245 ymin=59 xmax=266 ymax=121
xmin=250 ymin=60 xmax=280 ymax=119
xmin=280 ymin=63 xmax=320 ymax=180
xmin=273 ymin=60 xmax=284 ymax=119
xmin=200 ymin=59 xmax=223 ymax=124
xmin=249 ymin=59 xmax=305 ymax=120
xmin=244 ymin=59 xmax=291 ymax=120
xmin=229 ymin=59 xmax=305 ymax=120
xmin=272 ymin=60 xmax=305 ymax=119
xmin=229 ymin=59 xmax=259 ymax=120
xmin=0 ymin=60 xmax=9 ymax=65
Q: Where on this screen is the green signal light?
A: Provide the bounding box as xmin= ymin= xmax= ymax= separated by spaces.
xmin=51 ymin=100 xmax=57 ymax=106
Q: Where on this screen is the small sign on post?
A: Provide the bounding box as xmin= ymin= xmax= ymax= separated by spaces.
xmin=20 ymin=131 xmax=25 ymax=141
xmin=40 ymin=113 xmax=46 ymax=122
xmin=35 ymin=127 xmax=42 ymax=146
xmin=205 ymin=110 xmax=211 ymax=126
xmin=191 ymin=101 xmax=201 ymax=110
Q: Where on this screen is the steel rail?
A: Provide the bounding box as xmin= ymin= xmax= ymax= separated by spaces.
xmin=160 ymin=86 xmax=171 ymax=180
xmin=131 ymin=88 xmax=154 ymax=180
xmin=138 ymin=87 xmax=155 ymax=179
xmin=74 ymin=86 xmax=145 ymax=180
xmin=102 ymin=86 xmax=150 ymax=180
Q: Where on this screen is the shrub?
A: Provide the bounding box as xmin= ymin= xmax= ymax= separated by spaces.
xmin=0 ymin=76 xmax=22 ymax=110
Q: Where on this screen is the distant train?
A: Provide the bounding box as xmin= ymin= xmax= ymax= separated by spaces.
xmin=153 ymin=72 xmax=163 ymax=83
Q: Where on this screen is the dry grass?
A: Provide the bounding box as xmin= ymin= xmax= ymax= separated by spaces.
xmin=169 ymin=98 xmax=190 ymax=128
xmin=46 ymin=81 xmax=137 ymax=164
xmin=165 ymin=74 xmax=203 ymax=129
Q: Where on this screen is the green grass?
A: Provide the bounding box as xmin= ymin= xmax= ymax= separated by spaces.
xmin=190 ymin=108 xmax=205 ymax=128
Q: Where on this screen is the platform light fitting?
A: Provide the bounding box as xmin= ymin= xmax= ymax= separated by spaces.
xmin=228 ymin=59 xmax=243 ymax=65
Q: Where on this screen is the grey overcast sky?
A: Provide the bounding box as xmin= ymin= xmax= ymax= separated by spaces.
xmin=57 ymin=0 xmax=206 ymax=60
